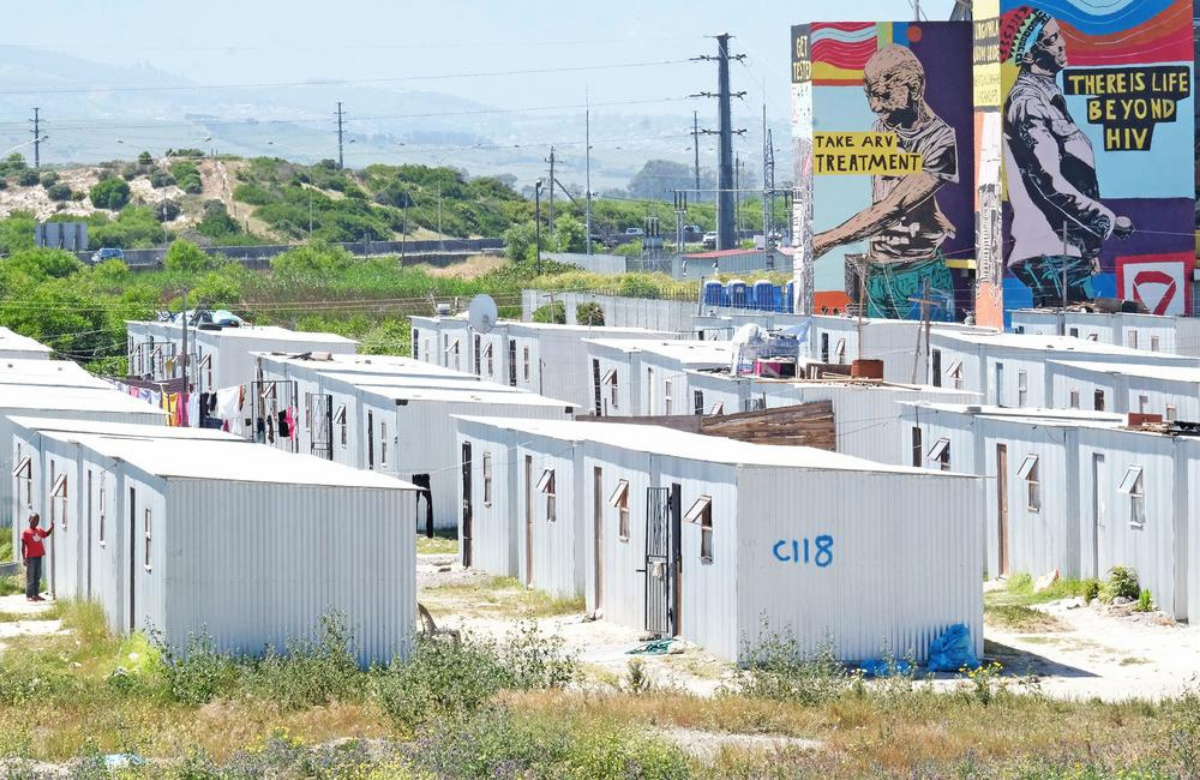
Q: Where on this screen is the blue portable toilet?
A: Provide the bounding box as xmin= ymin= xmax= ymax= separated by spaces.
xmin=729 ymin=279 xmax=748 ymax=308
xmin=703 ymin=279 xmax=724 ymax=307
xmin=784 ymin=281 xmax=795 ymax=313
xmin=752 ymin=279 xmax=776 ymax=311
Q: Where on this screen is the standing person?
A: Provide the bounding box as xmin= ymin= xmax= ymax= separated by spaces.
xmin=1001 ymin=7 xmax=1133 ymax=306
xmin=20 ymin=513 xmax=52 ymax=602
xmin=812 ymin=44 xmax=959 ymax=320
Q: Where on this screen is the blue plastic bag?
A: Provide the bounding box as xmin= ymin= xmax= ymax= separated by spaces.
xmin=925 ymin=623 xmax=980 ymax=673
xmin=859 ymin=659 xmax=912 ymax=678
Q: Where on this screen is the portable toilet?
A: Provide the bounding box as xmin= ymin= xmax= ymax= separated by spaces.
xmin=753 ymin=280 xmax=777 ymax=312
xmin=703 ymin=279 xmax=724 ymax=307
xmin=729 ymin=279 xmax=748 ymax=308
xmin=784 ymin=281 xmax=795 ymax=313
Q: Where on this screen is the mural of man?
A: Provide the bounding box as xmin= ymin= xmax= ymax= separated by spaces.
xmin=812 ymin=43 xmax=957 ymax=319
xmin=1001 ymin=7 xmax=1134 ymax=307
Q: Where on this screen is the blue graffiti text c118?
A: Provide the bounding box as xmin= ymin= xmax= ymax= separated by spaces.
xmin=772 ymin=535 xmax=834 ymax=567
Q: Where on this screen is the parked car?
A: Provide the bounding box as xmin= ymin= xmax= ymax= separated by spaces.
xmin=624 ymin=227 xmax=644 ymax=237
xmin=90 ymin=247 xmax=125 ymax=264
xmin=702 ymin=231 xmax=718 ymax=249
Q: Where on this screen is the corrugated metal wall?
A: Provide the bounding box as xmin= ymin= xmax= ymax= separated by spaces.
xmin=1077 ymin=428 xmax=1184 ymax=618
xmin=737 ymin=467 xmax=984 ymax=664
xmin=455 ymin=423 xmax=521 ymax=578
xmin=515 ymin=438 xmax=583 ymax=597
xmin=163 ymin=479 xmax=414 ymax=666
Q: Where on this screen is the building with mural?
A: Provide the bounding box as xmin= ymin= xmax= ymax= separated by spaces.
xmin=791 ymin=21 xmax=976 ymax=321
xmin=794 ymin=3 xmax=1196 ymax=328
xmin=982 ymin=0 xmax=1195 ymax=327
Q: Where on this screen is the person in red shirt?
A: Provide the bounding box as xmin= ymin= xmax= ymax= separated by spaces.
xmin=20 ymin=513 xmax=52 ymax=602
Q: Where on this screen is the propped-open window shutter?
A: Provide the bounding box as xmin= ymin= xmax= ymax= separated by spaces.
xmin=333 ymin=404 xmax=346 ymax=424
xmin=684 ymin=495 xmax=712 ymax=524
xmin=1117 ymin=466 xmax=1143 ymax=494
xmin=11 ymin=456 xmax=30 ymax=479
xmin=607 ymin=479 xmax=629 ymax=507
xmin=601 ymin=369 xmax=617 ymax=385
xmin=51 ymin=472 xmax=68 ymax=498
xmin=927 ymin=438 xmax=950 ymax=461
xmin=1016 ymin=455 xmax=1038 ymax=481
xmin=536 ymin=469 xmax=555 ymax=494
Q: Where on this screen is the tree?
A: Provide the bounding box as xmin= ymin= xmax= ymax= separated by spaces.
xmin=46 ymin=183 xmax=72 ymax=201
xmin=137 ymin=151 xmax=153 ymax=168
xmin=17 ymin=170 xmax=38 ymax=187
xmin=271 ymin=241 xmax=354 ymax=283
xmin=156 ymin=199 xmax=182 ymax=222
xmin=553 ymin=215 xmax=586 ymax=253
xmin=503 ymin=221 xmax=538 ymax=261
xmin=626 ymin=159 xmax=717 ymax=202
xmin=3 ymin=247 xmax=85 ymax=280
xmin=163 ymin=239 xmax=218 ymax=274
xmin=89 ymin=178 xmax=131 ymax=210
xmin=0 ymin=212 xmax=36 ymax=255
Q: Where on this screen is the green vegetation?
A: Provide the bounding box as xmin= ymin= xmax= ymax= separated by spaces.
xmin=1103 ymin=565 xmax=1141 ymax=603
xmin=0 ymin=535 xmax=12 ymax=561
xmin=985 ymin=573 xmax=1095 ymax=608
xmin=424 ymin=575 xmax=586 ymax=620
xmin=415 ymin=530 xmax=458 ymax=556
xmin=89 ymin=177 xmax=131 ymax=210
xmin=169 ymin=159 xmax=203 ymax=194
xmin=984 ymin=604 xmax=1069 ymax=633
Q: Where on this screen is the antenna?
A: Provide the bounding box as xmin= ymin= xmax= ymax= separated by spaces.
xmin=467 ymin=294 xmax=499 ymax=334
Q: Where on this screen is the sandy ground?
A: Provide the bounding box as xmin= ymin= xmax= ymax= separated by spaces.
xmin=419 ymin=554 xmax=1200 ymax=701
xmin=0 ymin=594 xmax=64 ymax=652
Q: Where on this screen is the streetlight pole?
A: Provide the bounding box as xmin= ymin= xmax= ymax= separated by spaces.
xmin=535 ymin=179 xmax=544 ymax=275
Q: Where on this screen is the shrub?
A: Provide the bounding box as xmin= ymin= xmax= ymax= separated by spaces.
xmin=533 ymin=301 xmax=566 ymax=324
xmin=149 ymin=169 xmax=175 ymax=188
xmin=137 ymin=151 xmax=153 ymax=168
xmin=375 ymin=622 xmax=577 ymax=732
xmin=164 ymin=239 xmax=217 ymax=273
xmin=1135 ymin=589 xmax=1153 ymax=613
xmin=17 ymin=169 xmax=39 ymax=186
xmin=245 ymin=611 xmax=363 ymax=710
xmin=170 ymin=160 xmax=203 ymax=194
xmin=155 ymin=628 xmax=239 ymax=705
xmin=45 ymin=183 xmax=72 ymax=201
xmin=89 ymin=178 xmax=131 ymax=210
xmin=577 ymin=302 xmax=604 ymax=325
xmin=1102 ymin=566 xmax=1140 ymax=603
xmin=38 ymin=171 xmax=58 ymax=188
xmin=156 ymin=199 xmax=181 ymax=222
xmin=120 ymin=163 xmax=139 ymax=181
xmin=737 ymin=626 xmax=849 ymax=705
xmin=1082 ymin=578 xmax=1101 ymax=603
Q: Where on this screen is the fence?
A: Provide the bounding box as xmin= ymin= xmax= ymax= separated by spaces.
xmin=76 ymin=237 xmax=505 ymax=268
xmin=522 ymin=286 xmax=808 ymax=332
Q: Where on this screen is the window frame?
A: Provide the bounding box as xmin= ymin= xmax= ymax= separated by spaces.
xmin=144 ymin=507 xmax=153 ymax=571
xmin=1117 ymin=466 xmax=1145 ymax=527
xmin=609 ymin=479 xmax=630 ymax=541
xmin=684 ymin=495 xmax=714 ymax=563
xmin=1017 ymin=455 xmax=1040 ymax=513
xmin=537 ymin=468 xmax=556 ymax=522
xmin=482 ymin=452 xmax=493 ymax=507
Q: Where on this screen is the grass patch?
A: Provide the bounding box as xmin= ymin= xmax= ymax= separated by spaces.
xmin=426 ymin=575 xmax=586 ymax=619
xmin=0 ymin=573 xmax=24 ymax=596
xmin=0 ymin=602 xmax=63 ymax=622
xmin=0 ymin=535 xmax=12 ymax=561
xmin=985 ymin=573 xmax=1093 ymax=608
xmin=416 ymin=529 xmax=458 ymax=556
xmin=984 ymin=604 xmax=1069 ymax=633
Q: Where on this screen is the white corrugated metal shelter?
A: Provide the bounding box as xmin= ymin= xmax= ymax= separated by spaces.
xmin=3 ymin=387 xmax=164 ymax=535
xmin=127 ymin=321 xmax=357 ymax=392
xmin=37 ymin=432 xmax=418 ymax=664
xmin=0 ymin=327 xmax=53 ymax=360
xmin=1045 ymin=361 xmax=1200 ymax=420
xmin=9 ymin=417 xmax=246 ymax=603
xmin=410 ymin=316 xmax=471 ymax=373
xmin=928 ymin=331 xmax=1198 ymax=408
xmin=900 ymin=403 xmax=1123 ymax=579
xmin=585 ymin=339 xmax=734 ymax=417
xmin=456 ymin=415 xmax=983 ymax=664
xmin=1011 ymin=310 xmax=1200 ymax=357
xmin=315 ymin=378 xmax=576 ymax=530
xmin=808 ymin=316 xmax=996 ymax=384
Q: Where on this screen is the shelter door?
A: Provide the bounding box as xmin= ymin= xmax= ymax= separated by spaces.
xmin=524 ymin=456 xmax=534 ymax=586
xmin=461 ymin=443 xmax=473 ymax=569
xmin=1092 ymin=453 xmax=1106 ymax=578
xmin=643 ymin=486 xmax=673 ymax=637
xmin=412 ymin=474 xmax=433 ymax=539
xmin=997 ymin=444 xmax=1009 ymax=576
xmin=309 ymin=392 xmax=333 ymax=460
xmin=593 ymin=467 xmax=604 ymax=613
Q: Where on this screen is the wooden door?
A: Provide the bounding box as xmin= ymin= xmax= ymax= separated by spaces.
xmin=593 ymin=467 xmax=604 ymax=613
xmin=524 ymin=455 xmax=534 ymax=586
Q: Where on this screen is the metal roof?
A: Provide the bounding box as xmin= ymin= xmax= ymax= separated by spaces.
xmin=0 ymin=386 xmax=160 ymax=413
xmin=363 ymin=386 xmax=574 ymax=407
xmin=504 ymin=322 xmax=675 ymax=335
xmin=0 ymin=327 xmax=52 ymax=354
xmin=40 ymin=432 xmax=418 ymax=489
xmin=316 ymin=372 xmax=507 ymax=391
xmin=933 ymin=330 xmax=1194 ymax=359
xmin=1045 ymin=360 xmax=1200 ymax=384
xmin=901 ymin=401 xmax=1126 ymax=428
xmin=8 ymin=416 xmax=242 ymax=441
xmin=127 ymin=321 xmax=357 ymax=345
xmin=454 ymin=415 xmax=972 ymax=476
xmin=586 ymin=338 xmax=734 ymax=365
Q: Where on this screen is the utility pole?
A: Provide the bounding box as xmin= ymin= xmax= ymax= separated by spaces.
xmin=535 ymin=179 xmax=543 ymax=275
xmin=692 ymin=111 xmax=701 ymax=200
xmin=180 ymin=287 xmax=189 ymax=426
xmin=335 ymin=102 xmax=345 ymax=169
xmin=29 ymin=108 xmax=41 ymax=169
xmin=693 ymin=35 xmax=745 ymax=250
xmin=546 ymin=147 xmax=556 ymax=240
xmin=734 ymin=153 xmax=742 ymax=241
xmin=762 ymin=103 xmax=776 ymax=251
xmin=585 ymin=104 xmax=593 ymax=256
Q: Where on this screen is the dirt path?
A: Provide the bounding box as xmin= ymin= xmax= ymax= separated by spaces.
xmin=0 ymin=594 xmax=63 ymax=652
xmin=985 ymin=598 xmax=1200 ymax=701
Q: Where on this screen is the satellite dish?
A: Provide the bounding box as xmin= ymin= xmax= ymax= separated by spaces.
xmin=467 ymin=294 xmax=499 ymax=334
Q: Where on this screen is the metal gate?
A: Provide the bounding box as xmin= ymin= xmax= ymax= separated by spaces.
xmin=249 ymin=380 xmax=298 ymax=452
xmin=309 ymin=392 xmax=333 ymax=460
xmin=643 ymin=486 xmax=673 ymax=636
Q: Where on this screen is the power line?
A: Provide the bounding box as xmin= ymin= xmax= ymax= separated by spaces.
xmin=335 ymin=102 xmax=346 ymax=170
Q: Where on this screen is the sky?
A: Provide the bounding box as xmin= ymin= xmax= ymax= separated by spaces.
xmin=4 ymin=0 xmax=957 ymax=121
